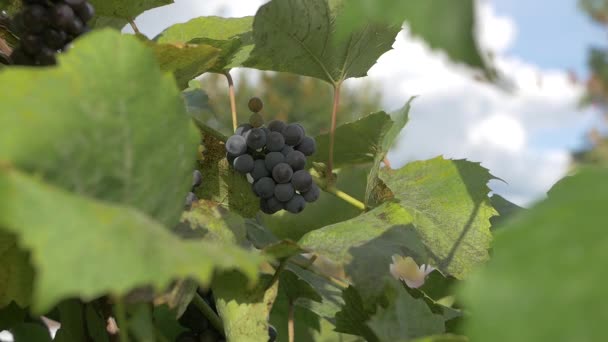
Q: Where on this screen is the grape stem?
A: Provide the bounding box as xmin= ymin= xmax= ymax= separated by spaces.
xmin=288 ymin=300 xmax=295 ymax=342
xmin=267 ymin=258 xmax=288 ymax=290
xmin=224 ymin=71 xmax=238 ymax=132
xmin=325 ymin=186 xmax=366 ymax=211
xmin=192 ymin=293 xmax=226 ymax=337
xmin=0 ymin=37 xmax=12 ymax=57
xmin=327 ymin=82 xmax=342 ymax=180
xmin=113 ymin=297 xmax=130 ymax=342
xmin=128 ymin=19 xmax=141 ymax=35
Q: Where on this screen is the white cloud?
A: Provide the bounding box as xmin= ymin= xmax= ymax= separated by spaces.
xmin=128 ymin=0 xmax=598 ymax=206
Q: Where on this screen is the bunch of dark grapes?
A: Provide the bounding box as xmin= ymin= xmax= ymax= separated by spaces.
xmin=8 ymin=0 xmax=95 ymax=66
xmin=176 ymin=288 xmax=277 ymax=342
xmin=226 ymin=97 xmax=320 ymax=215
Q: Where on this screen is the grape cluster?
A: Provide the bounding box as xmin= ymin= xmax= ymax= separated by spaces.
xmin=226 ymin=98 xmax=319 ymax=215
xmin=176 ymin=289 xmax=277 ymax=342
xmin=8 ymin=0 xmax=95 ymax=66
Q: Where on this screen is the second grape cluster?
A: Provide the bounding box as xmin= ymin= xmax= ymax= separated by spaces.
xmin=225 ymin=99 xmax=320 ymax=214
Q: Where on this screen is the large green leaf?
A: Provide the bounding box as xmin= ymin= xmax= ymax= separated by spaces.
xmin=460 ymin=168 xmax=608 ymax=342
xmin=0 ymin=29 xmax=198 ymax=227
xmin=156 ymin=16 xmax=254 ymax=71
xmin=287 ymin=264 xmax=345 ymax=321
xmin=244 ymin=0 xmax=400 ymax=84
xmin=89 ymin=0 xmax=172 ymax=20
xmin=379 ymin=157 xmax=497 ymax=278
xmin=336 ymin=281 xmax=445 ymax=342
xmin=368 ymin=284 xmax=445 ymax=341
xmin=0 ymin=233 xmax=33 ymax=308
xmin=149 ymin=41 xmax=221 ymax=89
xmin=299 ymin=203 xmax=429 ymax=304
xmin=213 ymin=272 xmax=278 ymax=342
xmin=174 ymin=199 xmax=248 ymax=245
xmin=313 ymin=112 xmax=393 ymax=167
xmin=193 ymin=125 xmax=260 ymax=218
xmin=0 ymin=168 xmax=264 ymax=313
xmin=366 ymin=99 xmax=414 ymax=207
xmin=337 ymin=0 xmax=495 ymax=79
xmin=489 ymin=194 xmax=524 ymax=229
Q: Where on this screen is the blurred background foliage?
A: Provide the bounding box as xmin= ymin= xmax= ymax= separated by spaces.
xmin=193 ymin=72 xmax=383 ymax=138
xmin=574 ymin=0 xmax=608 ymax=167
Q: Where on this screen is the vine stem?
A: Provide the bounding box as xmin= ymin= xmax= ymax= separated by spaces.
xmin=224 ymin=71 xmax=238 ymax=132
xmin=267 ymin=258 xmax=288 ymax=290
xmin=288 ymin=300 xmax=295 ymax=342
xmin=128 ymin=19 xmax=141 ymax=35
xmin=327 ymin=82 xmax=342 ymax=179
xmin=325 ymin=186 xmax=366 ymax=211
xmin=0 ymin=37 xmax=12 ymax=57
xmin=113 ymin=298 xmax=130 ymax=342
xmin=192 ymin=293 xmax=225 ymax=337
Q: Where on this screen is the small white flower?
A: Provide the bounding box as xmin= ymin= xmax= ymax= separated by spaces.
xmin=389 ymin=254 xmax=435 ymax=289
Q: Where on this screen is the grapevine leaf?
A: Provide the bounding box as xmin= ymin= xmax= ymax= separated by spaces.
xmin=262 ymin=240 xmax=304 ymax=259
xmin=489 ymin=194 xmax=525 ymax=229
xmin=366 ymin=99 xmax=415 ymax=207
xmin=368 ymin=284 xmax=445 ymax=341
xmin=337 ymin=0 xmax=495 ymax=80
xmin=0 ymin=232 xmax=33 ymax=308
xmin=0 ymin=29 xmax=198 ymax=227
xmin=379 ymin=157 xmax=497 ymax=278
xmin=193 ymin=126 xmax=260 ymax=218
xmin=88 ymin=16 xmax=128 ymax=29
xmin=299 ymin=203 xmax=429 ymax=304
xmin=244 ymin=0 xmax=400 ymax=84
xmin=412 ymin=334 xmax=469 ymax=342
xmin=155 ymin=16 xmax=254 ymax=70
xmin=10 ymin=323 xmax=53 ymax=342
xmin=335 ymin=286 xmax=378 ymax=342
xmin=281 ymin=269 xmax=322 ymax=303
xmin=85 ymin=304 xmax=110 ymax=342
xmin=213 ymin=272 xmax=278 ymax=342
xmin=149 ymin=40 xmax=221 ymax=89
xmin=88 ymin=0 xmax=172 ymax=21
xmin=459 ymin=168 xmax=608 ymax=342
xmin=182 ymin=80 xmax=215 ymax=126
xmin=270 ymin=286 xmax=321 ymax=342
xmin=287 ymin=264 xmax=344 ymax=320
xmin=174 ymin=200 xmax=248 ymax=245
xmin=54 ymin=300 xmax=89 ymax=342
xmin=313 ymin=112 xmax=393 ymax=167
xmin=0 ymin=168 xmax=264 ymax=313
xmin=0 ymin=301 xmax=26 ymax=331
xmin=153 ymin=305 xmax=188 ymax=341
xmin=128 ymin=304 xmax=156 ymax=342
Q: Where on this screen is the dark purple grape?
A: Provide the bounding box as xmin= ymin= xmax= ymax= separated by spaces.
xmin=285 ymin=150 xmax=306 ymax=171
xmin=265 ymin=152 xmax=285 ymax=172
xmin=226 ymin=153 xmax=236 ymax=167
xmin=226 ymin=135 xmax=247 ymax=156
xmin=285 ymin=194 xmax=306 ymax=214
xmin=267 ymin=120 xmax=286 ymax=133
xmin=192 ymin=170 xmax=202 ymax=188
xmin=23 ymin=5 xmax=48 ymax=33
xmin=44 ymin=29 xmax=68 ymax=49
xmin=10 ymin=48 xmax=34 ymax=65
xmin=296 ymin=136 xmax=316 ymax=156
xmin=249 ymin=112 xmax=264 ymax=127
xmin=266 ymin=131 xmax=285 ymax=152
xmin=235 ymin=123 xmax=252 ymax=136
xmin=251 ymin=159 xmax=269 ymax=181
xmin=21 ymin=34 xmax=42 ymax=55
xmin=74 ymin=2 xmax=95 ymax=22
xmin=185 ymin=192 xmax=197 ymax=208
xmin=53 ymin=4 xmax=76 ymax=30
xmin=36 ymin=48 xmax=57 ymax=65
xmin=274 ymin=183 xmax=295 ymax=202
xmin=261 ymin=197 xmax=283 ymax=214
xmin=254 ymin=177 xmax=275 ymax=199
xmin=268 ymin=325 xmax=278 ymax=342
xmin=246 ymin=127 xmax=267 ymax=150
xmin=66 ymin=17 xmax=84 ymax=35
xmin=291 ymin=170 xmax=313 ymax=192
xmin=64 ymin=0 xmax=86 ymax=7
xmin=233 ymin=154 xmax=254 ymax=173
xmin=272 ymin=163 xmax=293 ymax=184
xmin=281 ymin=145 xmax=294 ymax=157
xmin=302 ymin=183 xmax=320 ymax=203
xmin=282 ymin=123 xmax=304 ymax=146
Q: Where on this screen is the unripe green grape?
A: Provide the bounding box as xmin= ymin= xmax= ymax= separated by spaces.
xmin=248 ymin=97 xmax=264 ymax=113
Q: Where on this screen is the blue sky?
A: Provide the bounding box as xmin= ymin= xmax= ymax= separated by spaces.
xmin=492 ymin=0 xmax=605 ymax=77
